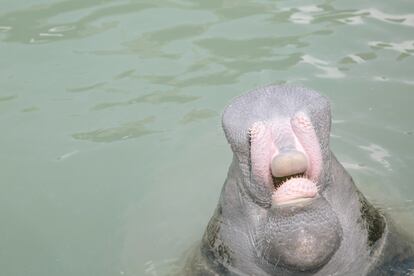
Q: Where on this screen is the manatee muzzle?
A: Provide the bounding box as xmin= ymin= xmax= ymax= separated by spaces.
xmin=249 ymin=113 xmax=322 ymax=206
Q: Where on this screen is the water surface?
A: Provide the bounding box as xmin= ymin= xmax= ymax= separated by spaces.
xmin=1 ymin=1 xmax=414 ymax=275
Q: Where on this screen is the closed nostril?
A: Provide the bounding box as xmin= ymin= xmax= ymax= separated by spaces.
xmin=271 ymin=150 xmax=308 ymax=177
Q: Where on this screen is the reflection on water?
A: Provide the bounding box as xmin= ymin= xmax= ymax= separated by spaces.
xmin=21 ymin=106 xmax=40 ymax=113
xmin=67 ymin=82 xmax=107 ymax=93
xmin=300 ymin=54 xmax=345 ymax=79
xmin=1 ymin=0 xmax=414 ymax=275
xmin=369 ymin=40 xmax=414 ymax=57
xmin=359 ymin=143 xmax=392 ymax=171
xmin=72 ymin=117 xmax=156 ymax=143
xmin=340 ymin=52 xmax=376 ymax=64
xmin=359 ymin=8 xmax=414 ymax=27
xmin=0 ymin=95 xmax=17 ymax=102
xmin=92 ymin=92 xmax=200 ymax=111
xmin=180 ymin=108 xmax=216 ymax=124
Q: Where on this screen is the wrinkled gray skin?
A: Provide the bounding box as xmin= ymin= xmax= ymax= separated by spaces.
xmin=184 ymin=85 xmax=414 ymax=276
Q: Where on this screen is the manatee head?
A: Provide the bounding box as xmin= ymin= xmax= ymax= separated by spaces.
xmin=221 ymin=85 xmax=342 ymax=273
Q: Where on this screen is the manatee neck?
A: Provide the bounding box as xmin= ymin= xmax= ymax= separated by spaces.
xmin=315 ymin=152 xmax=386 ymax=275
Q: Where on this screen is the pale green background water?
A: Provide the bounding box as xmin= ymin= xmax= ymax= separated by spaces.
xmin=1 ymin=1 xmax=413 ymax=275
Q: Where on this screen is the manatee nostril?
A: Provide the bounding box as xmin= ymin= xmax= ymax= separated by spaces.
xmin=271 ymin=150 xmax=308 ymax=178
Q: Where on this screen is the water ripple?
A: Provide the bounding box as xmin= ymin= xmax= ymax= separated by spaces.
xmin=342 ymin=162 xmax=373 ymax=172
xmin=337 ymin=16 xmax=364 ymax=25
xmin=290 ymin=12 xmax=314 ymax=25
xmin=300 ymin=55 xmax=345 ymax=79
xmin=0 ymin=26 xmax=12 ymax=32
xmin=114 ymin=69 xmax=136 ymax=80
xmin=286 ymin=5 xmax=323 ymax=24
xmin=0 ymin=1 xmax=155 ymax=43
xmin=92 ymin=92 xmax=200 ymax=111
xmin=359 ymin=143 xmax=392 ymax=171
xmin=0 ymin=95 xmax=17 ymax=102
xmin=180 ymin=109 xmax=216 ymax=124
xmin=369 ymin=40 xmax=414 ymax=56
xmin=21 ymin=106 xmax=39 ymax=113
xmin=72 ymin=116 xmax=156 ymax=143
xmin=67 ymin=82 xmax=106 ymax=93
xmin=49 ymin=25 xmax=76 ymax=32
xmin=358 ymin=8 xmax=414 ymax=27
xmin=340 ymin=52 xmax=377 ymax=64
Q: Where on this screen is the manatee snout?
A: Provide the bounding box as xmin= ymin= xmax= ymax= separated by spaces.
xmin=271 ymin=150 xmax=308 ymax=178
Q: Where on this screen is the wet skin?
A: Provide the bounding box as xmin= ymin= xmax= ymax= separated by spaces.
xmin=184 ymin=85 xmax=414 ymax=276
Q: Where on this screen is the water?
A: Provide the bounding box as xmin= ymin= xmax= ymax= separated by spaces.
xmin=1 ymin=1 xmax=413 ymax=275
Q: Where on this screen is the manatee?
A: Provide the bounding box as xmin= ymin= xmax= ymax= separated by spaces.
xmin=184 ymin=85 xmax=414 ymax=275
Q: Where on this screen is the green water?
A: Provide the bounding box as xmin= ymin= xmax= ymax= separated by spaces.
xmin=1 ymin=1 xmax=413 ymax=275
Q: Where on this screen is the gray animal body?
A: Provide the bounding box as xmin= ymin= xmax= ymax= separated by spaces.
xmin=184 ymin=85 xmax=414 ymax=276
